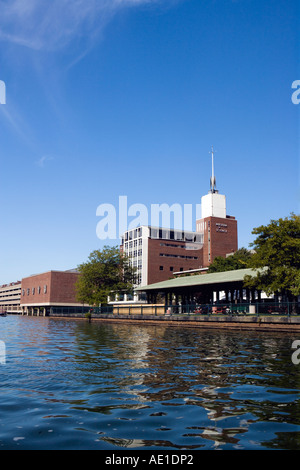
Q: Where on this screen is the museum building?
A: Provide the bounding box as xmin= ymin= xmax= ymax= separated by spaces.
xmin=121 ymin=150 xmax=238 ymax=287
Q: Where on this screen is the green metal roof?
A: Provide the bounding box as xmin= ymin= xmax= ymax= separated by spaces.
xmin=136 ymin=268 xmax=259 ymax=291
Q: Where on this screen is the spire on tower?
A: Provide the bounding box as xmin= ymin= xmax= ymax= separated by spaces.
xmin=209 ymin=146 xmax=217 ymax=193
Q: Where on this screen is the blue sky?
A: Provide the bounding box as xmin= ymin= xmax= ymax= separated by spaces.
xmin=0 ymin=0 xmax=299 ymax=284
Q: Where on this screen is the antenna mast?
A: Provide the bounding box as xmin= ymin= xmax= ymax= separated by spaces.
xmin=210 ymin=146 xmax=216 ymax=193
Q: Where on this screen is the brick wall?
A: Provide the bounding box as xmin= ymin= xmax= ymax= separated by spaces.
xmin=50 ymin=271 xmax=80 ymax=304
xmin=147 ymin=238 xmax=204 ymax=284
xmin=20 ymin=271 xmax=80 ymax=306
xmin=21 ymin=272 xmax=52 ymax=305
xmin=198 ymin=216 xmax=238 ymax=267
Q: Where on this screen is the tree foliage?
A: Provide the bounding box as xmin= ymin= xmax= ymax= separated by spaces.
xmin=76 ymin=246 xmax=136 ymax=305
xmin=244 ymin=213 xmax=300 ymax=298
xmin=207 ymin=248 xmax=253 ymax=273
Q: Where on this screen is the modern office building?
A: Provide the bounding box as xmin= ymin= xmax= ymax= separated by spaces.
xmin=121 ymin=226 xmax=204 ymax=286
xmin=121 ymin=148 xmax=238 ymax=287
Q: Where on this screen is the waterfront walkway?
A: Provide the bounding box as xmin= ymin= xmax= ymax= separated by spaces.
xmin=45 ymin=302 xmax=300 ymax=332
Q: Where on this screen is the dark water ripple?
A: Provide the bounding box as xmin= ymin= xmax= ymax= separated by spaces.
xmin=0 ymin=316 xmax=299 ymax=449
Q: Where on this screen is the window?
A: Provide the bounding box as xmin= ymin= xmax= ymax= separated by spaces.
xmin=159 ymin=253 xmax=198 ymax=260
xmin=27 ymin=288 xmax=30 ymax=295
xmin=170 ymin=267 xmax=173 ymax=271
xmin=159 ymin=266 xmax=164 ymax=271
xmin=38 ymin=286 xmax=41 ymax=294
xmin=44 ymin=285 xmax=47 ymax=294
xmin=32 ymin=287 xmax=35 ymax=295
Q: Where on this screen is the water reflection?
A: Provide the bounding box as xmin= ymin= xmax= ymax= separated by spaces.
xmin=0 ymin=317 xmax=299 ymax=449
xmin=67 ymin=321 xmax=300 ymax=450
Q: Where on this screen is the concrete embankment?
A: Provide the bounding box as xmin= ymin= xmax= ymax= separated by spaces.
xmin=48 ymin=313 xmax=300 ymax=332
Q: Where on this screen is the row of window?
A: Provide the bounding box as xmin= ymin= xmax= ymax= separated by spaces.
xmin=123 ymin=228 xmax=143 ymax=242
xmin=131 ymin=260 xmax=143 ymax=268
xmin=0 ymin=292 xmax=21 ymax=299
xmin=124 ymin=239 xmax=143 ymax=249
xmin=22 ymin=285 xmax=47 ymax=296
xmin=159 ymin=253 xmax=198 ymax=260
xmin=160 ymin=242 xmax=186 ymax=249
xmin=150 ymin=228 xmax=203 ymax=243
xmin=126 ymin=249 xmax=143 ymax=258
xmin=159 ymin=266 xmax=189 ymax=272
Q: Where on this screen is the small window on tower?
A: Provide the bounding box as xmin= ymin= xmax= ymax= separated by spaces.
xmin=159 ymin=266 xmax=164 ymax=271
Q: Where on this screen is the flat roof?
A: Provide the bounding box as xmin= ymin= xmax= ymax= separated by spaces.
xmin=22 ymin=269 xmax=80 ymax=279
xmin=136 ymin=268 xmax=260 ymax=292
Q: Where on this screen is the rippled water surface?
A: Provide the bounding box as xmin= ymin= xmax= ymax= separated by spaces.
xmin=0 ymin=316 xmax=299 ymax=450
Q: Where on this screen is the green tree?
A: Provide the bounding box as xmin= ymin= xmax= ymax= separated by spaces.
xmin=207 ymin=247 xmax=253 ymax=273
xmin=76 ymin=246 xmax=136 ymax=306
xmin=244 ymin=213 xmax=300 ymax=299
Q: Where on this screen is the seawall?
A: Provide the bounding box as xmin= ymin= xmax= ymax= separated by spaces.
xmin=48 ymin=313 xmax=300 ymax=332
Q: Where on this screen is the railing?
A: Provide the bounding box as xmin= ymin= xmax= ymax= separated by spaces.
xmin=49 ymin=306 xmax=113 ymax=317
xmin=167 ymin=302 xmax=300 ymax=316
xmin=48 ymin=302 xmax=300 ymax=317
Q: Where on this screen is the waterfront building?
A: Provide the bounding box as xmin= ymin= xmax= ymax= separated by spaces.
xmin=20 ymin=269 xmax=83 ymax=316
xmin=136 ymin=268 xmax=261 ymax=306
xmin=121 ymin=148 xmax=238 ymax=288
xmin=0 ymin=281 xmax=22 ymax=314
xmin=121 ymin=226 xmax=204 ymax=287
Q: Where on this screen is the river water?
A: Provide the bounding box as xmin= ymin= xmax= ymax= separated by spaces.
xmin=0 ymin=316 xmax=299 ymax=450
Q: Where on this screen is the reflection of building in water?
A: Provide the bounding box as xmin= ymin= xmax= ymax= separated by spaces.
xmin=110 ymin=325 xmax=152 ymax=403
xmin=91 ymin=325 xmax=293 ymax=450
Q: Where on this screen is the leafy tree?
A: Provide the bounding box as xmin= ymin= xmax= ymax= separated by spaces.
xmin=244 ymin=213 xmax=300 ymax=299
xmin=207 ymin=247 xmax=253 ymax=273
xmin=76 ymin=246 xmax=136 ymax=306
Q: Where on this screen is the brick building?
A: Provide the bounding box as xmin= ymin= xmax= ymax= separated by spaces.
xmin=20 ymin=269 xmax=82 ymax=315
xmin=121 ymin=226 xmax=204 ymax=287
xmin=121 ymin=149 xmax=238 ymax=288
xmin=196 ymin=148 xmax=238 ymax=266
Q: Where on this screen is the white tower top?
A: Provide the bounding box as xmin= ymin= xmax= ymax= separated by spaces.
xmin=201 ymin=147 xmax=227 ymax=219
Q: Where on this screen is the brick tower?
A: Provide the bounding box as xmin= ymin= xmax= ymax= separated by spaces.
xmin=196 ymin=147 xmax=238 ymax=266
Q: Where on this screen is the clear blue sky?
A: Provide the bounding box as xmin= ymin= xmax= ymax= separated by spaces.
xmin=0 ymin=0 xmax=299 ymax=284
